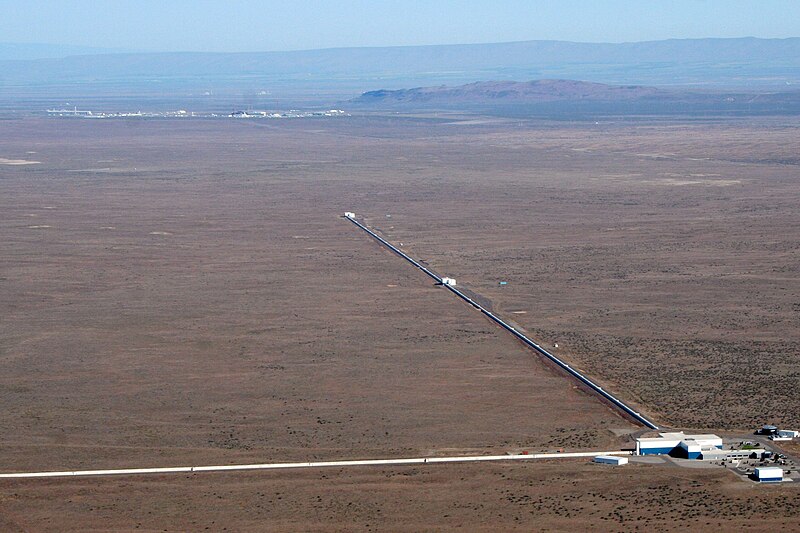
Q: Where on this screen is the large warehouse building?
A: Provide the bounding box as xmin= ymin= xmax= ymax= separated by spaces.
xmin=635 ymin=432 xmax=723 ymax=458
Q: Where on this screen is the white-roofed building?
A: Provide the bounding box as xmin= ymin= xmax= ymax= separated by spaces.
xmin=754 ymin=467 xmax=784 ymax=483
xmin=594 ymin=455 xmax=628 ymax=466
xmin=635 ymin=432 xmax=723 ymax=458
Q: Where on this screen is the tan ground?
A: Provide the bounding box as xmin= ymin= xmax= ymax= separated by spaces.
xmin=354 ymin=119 xmax=800 ymax=431
xmin=1 ymin=116 xmax=798 ymax=530
xmin=2 ymin=462 xmax=799 ymax=532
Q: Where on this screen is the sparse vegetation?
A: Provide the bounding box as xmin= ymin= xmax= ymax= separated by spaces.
xmin=1 ymin=114 xmax=799 ymax=530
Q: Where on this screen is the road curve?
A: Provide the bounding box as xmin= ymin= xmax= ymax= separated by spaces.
xmin=344 ymin=214 xmax=659 ymax=430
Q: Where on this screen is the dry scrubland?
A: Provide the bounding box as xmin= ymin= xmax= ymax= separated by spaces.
xmin=2 ymin=462 xmax=799 ymax=532
xmin=1 ymin=116 xmax=799 ymax=530
xmin=359 ymin=118 xmax=800 ymax=430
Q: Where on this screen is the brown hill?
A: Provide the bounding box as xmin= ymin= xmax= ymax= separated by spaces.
xmin=351 ymin=79 xmax=800 ymax=117
xmin=353 ymin=79 xmax=667 ymax=104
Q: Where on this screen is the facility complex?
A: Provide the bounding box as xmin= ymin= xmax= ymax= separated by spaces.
xmin=342 ymin=211 xmax=797 ymax=486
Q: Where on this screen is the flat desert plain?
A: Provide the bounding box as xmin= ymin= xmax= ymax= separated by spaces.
xmin=1 ymin=116 xmax=798 ymax=530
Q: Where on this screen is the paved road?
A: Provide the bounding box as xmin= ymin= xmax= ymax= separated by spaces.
xmin=344 ymin=214 xmax=659 ymax=430
xmin=0 ymin=451 xmax=631 ymax=479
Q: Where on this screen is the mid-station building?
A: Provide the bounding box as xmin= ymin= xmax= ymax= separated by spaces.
xmin=635 ymin=432 xmax=723 ymax=459
xmin=593 ymin=455 xmax=628 ymax=466
xmin=441 ymin=277 xmax=457 ymax=287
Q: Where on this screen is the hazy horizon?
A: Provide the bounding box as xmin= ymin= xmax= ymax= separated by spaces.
xmin=1 ymin=0 xmax=798 ymax=54
xmin=4 ymin=34 xmax=800 ymax=56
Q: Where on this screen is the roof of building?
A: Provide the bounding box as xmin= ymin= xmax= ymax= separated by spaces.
xmin=637 ymin=432 xmax=721 ymax=444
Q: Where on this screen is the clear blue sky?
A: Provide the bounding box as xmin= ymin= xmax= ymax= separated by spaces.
xmin=2 ymin=0 xmax=798 ymax=52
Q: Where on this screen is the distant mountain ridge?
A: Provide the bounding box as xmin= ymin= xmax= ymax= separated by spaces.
xmin=0 ymin=38 xmax=800 ymax=110
xmin=354 ymin=80 xmax=667 ymax=104
xmin=0 ymin=42 xmax=136 ymax=61
xmin=350 ymin=79 xmax=800 ymax=117
xmin=0 ymin=38 xmax=800 ymax=89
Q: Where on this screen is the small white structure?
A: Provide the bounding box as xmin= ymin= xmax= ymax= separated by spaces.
xmin=776 ymin=430 xmax=799 ymax=439
xmin=754 ymin=466 xmax=784 ymax=483
xmin=344 ymin=212 xmax=355 ymax=219
xmin=441 ymin=277 xmax=456 ymax=287
xmin=594 ymin=455 xmax=628 ymax=466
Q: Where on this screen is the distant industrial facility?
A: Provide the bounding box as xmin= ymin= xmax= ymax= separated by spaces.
xmin=46 ymin=106 xmax=93 ymax=116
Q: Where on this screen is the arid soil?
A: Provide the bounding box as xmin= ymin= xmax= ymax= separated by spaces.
xmin=1 ymin=116 xmax=799 ymax=529
xmin=1 ymin=461 xmax=799 ymax=532
xmin=355 ymin=118 xmax=800 ymax=431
